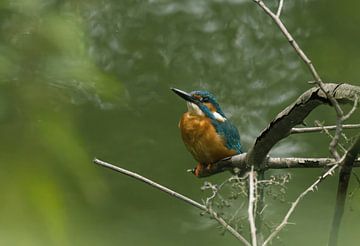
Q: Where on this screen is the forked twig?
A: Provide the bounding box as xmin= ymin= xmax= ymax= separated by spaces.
xmin=342 ymin=95 xmax=358 ymax=121
xmin=262 ymin=163 xmax=340 ymax=246
xmin=291 ymin=124 xmax=360 ymax=134
xmin=252 ymin=0 xmax=345 ymax=160
xmin=276 ymin=0 xmax=284 ymax=17
xmin=93 ymin=158 xmax=251 ymax=246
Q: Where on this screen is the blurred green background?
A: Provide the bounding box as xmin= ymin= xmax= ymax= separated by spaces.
xmin=0 ymin=0 xmax=359 ymax=245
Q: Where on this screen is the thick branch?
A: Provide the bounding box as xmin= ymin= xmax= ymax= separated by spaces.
xmin=329 ymin=136 xmax=360 ymax=246
xmin=194 ymin=153 xmax=360 ymax=177
xmin=263 ymin=157 xmax=360 ymax=169
xmin=246 ymin=83 xmax=360 ymax=169
xmin=93 ymin=158 xmax=251 ymax=245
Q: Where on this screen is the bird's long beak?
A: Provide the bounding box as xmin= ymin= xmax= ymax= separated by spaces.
xmin=171 ymin=88 xmax=196 ymax=103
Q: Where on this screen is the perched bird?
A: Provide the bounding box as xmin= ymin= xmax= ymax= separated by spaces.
xmin=171 ymin=88 xmax=243 ymax=176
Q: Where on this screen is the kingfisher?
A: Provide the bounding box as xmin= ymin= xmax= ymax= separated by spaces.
xmin=171 ymin=88 xmax=243 ymax=177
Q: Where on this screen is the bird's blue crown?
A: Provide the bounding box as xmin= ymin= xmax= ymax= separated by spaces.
xmin=190 ymin=90 xmax=226 ymax=118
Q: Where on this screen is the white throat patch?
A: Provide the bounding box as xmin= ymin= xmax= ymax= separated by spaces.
xmin=186 ymin=102 xmax=204 ymax=116
xmin=186 ymin=102 xmax=227 ymax=122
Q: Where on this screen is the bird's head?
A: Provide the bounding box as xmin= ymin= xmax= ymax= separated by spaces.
xmin=171 ymin=88 xmax=227 ymax=122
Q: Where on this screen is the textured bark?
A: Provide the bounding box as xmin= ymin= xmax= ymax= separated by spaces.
xmin=329 ymin=136 xmax=360 ymax=246
xmin=194 ymin=83 xmax=360 ymax=177
xmin=195 ymin=154 xmax=360 ymax=177
xmin=246 ymin=83 xmax=359 ymax=169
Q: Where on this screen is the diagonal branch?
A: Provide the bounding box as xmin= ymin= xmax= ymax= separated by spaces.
xmin=252 ymin=0 xmax=348 ymax=162
xmin=276 ymin=0 xmax=284 ymax=17
xmin=246 ymin=83 xmax=360 ymax=170
xmin=314 ymin=121 xmax=348 ymax=154
xmin=252 ymin=0 xmax=342 ymax=113
xmin=262 ymin=162 xmax=340 ymax=246
xmin=194 ymin=83 xmax=359 ymax=177
xmin=342 ymin=95 xmax=358 ymax=121
xmin=329 ymin=136 xmax=360 ymax=246
xmin=93 ymin=158 xmax=251 ymax=246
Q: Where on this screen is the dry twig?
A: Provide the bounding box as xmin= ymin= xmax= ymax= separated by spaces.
xmin=252 ymin=0 xmax=344 ymax=160
xmin=291 ymin=124 xmax=360 ymax=134
xmin=93 ymin=158 xmax=251 ymax=246
xmin=262 ymin=163 xmax=340 ymax=246
xmin=248 ymin=167 xmax=258 ymax=246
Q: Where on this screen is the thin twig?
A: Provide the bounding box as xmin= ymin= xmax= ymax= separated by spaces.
xmin=291 ymin=124 xmax=360 ymax=134
xmin=252 ymin=0 xmax=345 ymax=160
xmin=342 ymin=95 xmax=358 ymax=121
xmin=315 ymin=121 xmax=347 ymax=154
xmin=93 ymin=158 xmax=251 ymax=246
xmin=330 ymin=118 xmax=342 ymax=160
xmin=255 ymin=170 xmax=266 ymax=244
xmin=262 ymin=163 xmax=340 ymax=246
xmin=245 ymin=83 xmax=360 ymax=172
xmin=276 ymin=0 xmax=284 ymax=17
xmin=248 ymin=167 xmax=257 ymax=246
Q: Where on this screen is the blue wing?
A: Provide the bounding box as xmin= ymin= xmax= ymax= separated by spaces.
xmin=215 ymin=120 xmax=243 ymax=154
xmin=197 ymin=103 xmax=243 ymax=153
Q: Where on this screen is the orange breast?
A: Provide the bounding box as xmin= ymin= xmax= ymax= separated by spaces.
xmin=179 ymin=112 xmax=236 ymax=164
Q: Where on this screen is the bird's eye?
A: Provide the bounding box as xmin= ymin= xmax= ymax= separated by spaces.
xmin=202 ymin=97 xmax=209 ymax=102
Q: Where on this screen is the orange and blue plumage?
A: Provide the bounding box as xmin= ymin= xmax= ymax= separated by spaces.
xmin=171 ymin=88 xmax=243 ymax=176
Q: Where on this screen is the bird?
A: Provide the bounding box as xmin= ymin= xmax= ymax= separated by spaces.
xmin=171 ymin=88 xmax=243 ymax=177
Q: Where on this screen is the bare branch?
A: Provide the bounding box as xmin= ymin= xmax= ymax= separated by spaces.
xmin=248 ymin=167 xmax=257 ymax=246
xmin=329 ymin=136 xmax=360 ymax=246
xmin=246 ymin=83 xmax=360 ymax=170
xmin=291 ymin=124 xmax=360 ymax=134
xmin=342 ymin=95 xmax=358 ymax=121
xmin=263 ymin=157 xmax=360 ymax=169
xmin=252 ymin=0 xmax=350 ymax=162
xmin=190 ymin=83 xmax=359 ymax=177
xmin=94 ymin=158 xmax=206 ymax=209
xmin=194 ymin=151 xmax=360 ymax=177
xmin=314 ymin=121 xmax=347 ymax=154
xmin=276 ymin=0 xmax=284 ymax=17
xmin=329 ymin=118 xmax=342 ymax=160
xmin=263 ymin=163 xmax=340 ymax=246
xmin=93 ymin=158 xmax=251 ymax=245
xmin=252 ymin=1 xmax=343 ymax=114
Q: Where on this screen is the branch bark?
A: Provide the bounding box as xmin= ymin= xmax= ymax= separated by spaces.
xmin=246 ymin=83 xmax=360 ymax=170
xmin=263 ymin=163 xmax=340 ymax=246
xmin=248 ymin=167 xmax=258 ymax=246
xmin=252 ymin=0 xmax=345 ymax=160
xmin=93 ymin=158 xmax=251 ymax=245
xmin=329 ymin=136 xmax=360 ymax=246
xmin=291 ymin=124 xmax=360 ymax=134
xmin=194 ymin=153 xmax=360 ymax=177
xmin=193 ymin=83 xmax=360 ymax=177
